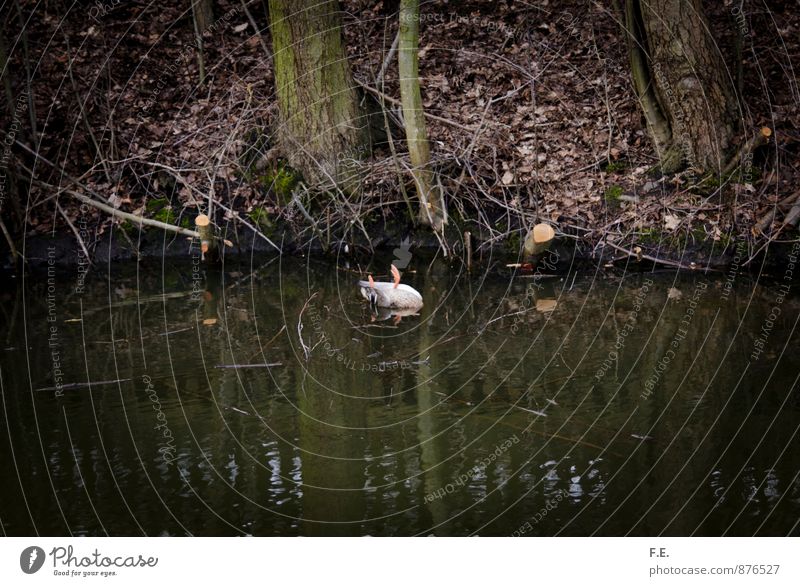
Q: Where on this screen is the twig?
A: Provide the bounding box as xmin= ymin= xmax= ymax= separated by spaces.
xmin=36 ymin=378 xmax=131 ymax=392
xmin=722 ymin=126 xmax=772 ymax=176
xmin=465 ymin=230 xmax=472 ymax=270
xmin=604 ymin=240 xmax=721 ymax=271
xmin=782 ymin=191 xmax=800 ymax=228
xmin=211 ymin=197 xmax=281 ymax=253
xmin=214 ymin=363 xmax=282 ymax=369
xmin=56 ymin=201 xmax=92 ymax=266
xmin=239 ymin=0 xmax=271 ymax=56
xmin=376 ymin=30 xmax=399 ymax=86
xmin=355 ymin=79 xmax=475 ymax=133
xmin=297 ymin=292 xmax=317 ymax=361
xmin=0 ymin=215 xmax=19 ymax=261
xmin=754 ymin=191 xmax=800 ymax=234
xmin=3 ymin=131 xmax=199 ymax=240
xmin=66 ymin=190 xmax=200 ymax=238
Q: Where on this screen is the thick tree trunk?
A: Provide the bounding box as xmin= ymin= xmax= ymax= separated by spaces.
xmin=268 ymin=0 xmax=370 ymax=191
xmin=398 ymin=0 xmax=447 ymax=231
xmin=626 ymin=0 xmax=738 ymax=174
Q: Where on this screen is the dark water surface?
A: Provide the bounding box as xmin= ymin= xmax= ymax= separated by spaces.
xmin=1 ymin=256 xmax=799 ymax=536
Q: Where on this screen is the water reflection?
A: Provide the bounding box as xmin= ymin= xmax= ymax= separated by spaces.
xmin=0 ymin=257 xmax=798 ymax=536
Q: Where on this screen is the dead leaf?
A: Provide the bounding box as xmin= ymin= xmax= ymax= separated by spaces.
xmin=663 ymin=214 xmax=680 ymax=231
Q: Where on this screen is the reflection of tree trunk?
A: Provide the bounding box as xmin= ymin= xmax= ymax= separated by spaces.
xmin=297 ymin=303 xmax=369 ymax=535
xmin=268 ymin=0 xmax=370 ymax=191
xmin=398 ymin=0 xmax=447 ymax=231
xmin=415 ymin=294 xmax=449 ymax=533
xmin=625 ymin=0 xmax=738 ymax=174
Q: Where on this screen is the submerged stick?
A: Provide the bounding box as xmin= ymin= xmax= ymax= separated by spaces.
xmin=36 ymin=378 xmax=131 ymax=392
xmin=214 ymin=363 xmax=282 ymax=369
xmin=465 ymin=231 xmax=472 ymax=270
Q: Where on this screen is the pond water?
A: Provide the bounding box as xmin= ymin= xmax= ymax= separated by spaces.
xmin=1 ymin=253 xmax=799 ymax=536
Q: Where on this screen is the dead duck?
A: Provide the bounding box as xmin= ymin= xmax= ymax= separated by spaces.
xmin=358 ymin=264 xmax=423 ymax=310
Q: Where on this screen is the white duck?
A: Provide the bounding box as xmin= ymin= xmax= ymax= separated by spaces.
xmin=358 ymin=264 xmax=423 ymax=310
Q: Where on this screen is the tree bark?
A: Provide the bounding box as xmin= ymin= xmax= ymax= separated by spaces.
xmin=268 ymin=0 xmax=370 ymax=191
xmin=626 ymin=0 xmax=738 ymax=174
xmin=191 ymin=0 xmax=213 ymax=83
xmin=191 ymin=0 xmax=214 ymax=31
xmin=398 ymin=0 xmax=447 ymax=231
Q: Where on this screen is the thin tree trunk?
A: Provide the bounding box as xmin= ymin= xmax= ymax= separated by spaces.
xmin=268 ymin=0 xmax=370 ymax=191
xmin=191 ymin=0 xmax=214 ymax=30
xmin=191 ymin=0 xmax=213 ymax=83
xmin=398 ymin=0 xmax=447 ymax=231
xmin=14 ymin=0 xmax=37 ymax=141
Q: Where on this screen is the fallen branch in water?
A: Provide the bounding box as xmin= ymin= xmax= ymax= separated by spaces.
xmin=66 ymin=189 xmax=200 ymax=239
xmin=603 ymin=240 xmax=722 ymax=271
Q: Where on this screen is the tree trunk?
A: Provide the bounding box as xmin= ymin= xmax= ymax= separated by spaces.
xmin=191 ymin=0 xmax=214 ymax=31
xmin=191 ymin=0 xmax=213 ymax=83
xmin=268 ymin=0 xmax=370 ymax=191
xmin=398 ymin=0 xmax=447 ymax=231
xmin=626 ymin=0 xmax=738 ymax=174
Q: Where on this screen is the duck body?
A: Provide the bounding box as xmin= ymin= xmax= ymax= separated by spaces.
xmin=358 ymin=265 xmax=423 ymax=310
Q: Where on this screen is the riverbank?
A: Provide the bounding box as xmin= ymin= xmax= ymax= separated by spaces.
xmin=8 ymin=213 xmax=800 ymax=286
xmin=2 ymin=0 xmax=798 ymax=278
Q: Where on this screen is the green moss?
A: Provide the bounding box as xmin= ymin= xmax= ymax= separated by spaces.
xmin=604 ymin=185 xmax=623 ymax=203
xmin=269 ymin=165 xmax=300 ymax=200
xmin=146 ymin=197 xmax=169 ymax=212
xmin=717 ymin=232 xmax=734 ymax=247
xmin=248 ymin=207 xmax=273 ymax=230
xmin=118 ymin=220 xmax=137 ymax=235
xmin=246 ymin=163 xmax=302 ymax=207
xmin=637 ymin=228 xmax=661 ymax=244
xmin=154 ymin=207 xmax=177 ymax=225
xmin=604 ymin=161 xmax=626 ymax=173
xmin=145 ymin=196 xmax=179 ymax=225
xmin=506 ymin=231 xmax=521 ymax=254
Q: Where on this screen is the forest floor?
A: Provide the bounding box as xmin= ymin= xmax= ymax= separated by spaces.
xmin=3 ymin=0 xmax=800 ymax=271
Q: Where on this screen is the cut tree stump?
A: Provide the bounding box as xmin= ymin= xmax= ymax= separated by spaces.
xmin=523 ymin=223 xmax=556 ymax=257
xmin=195 ymin=214 xmax=219 ymax=263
